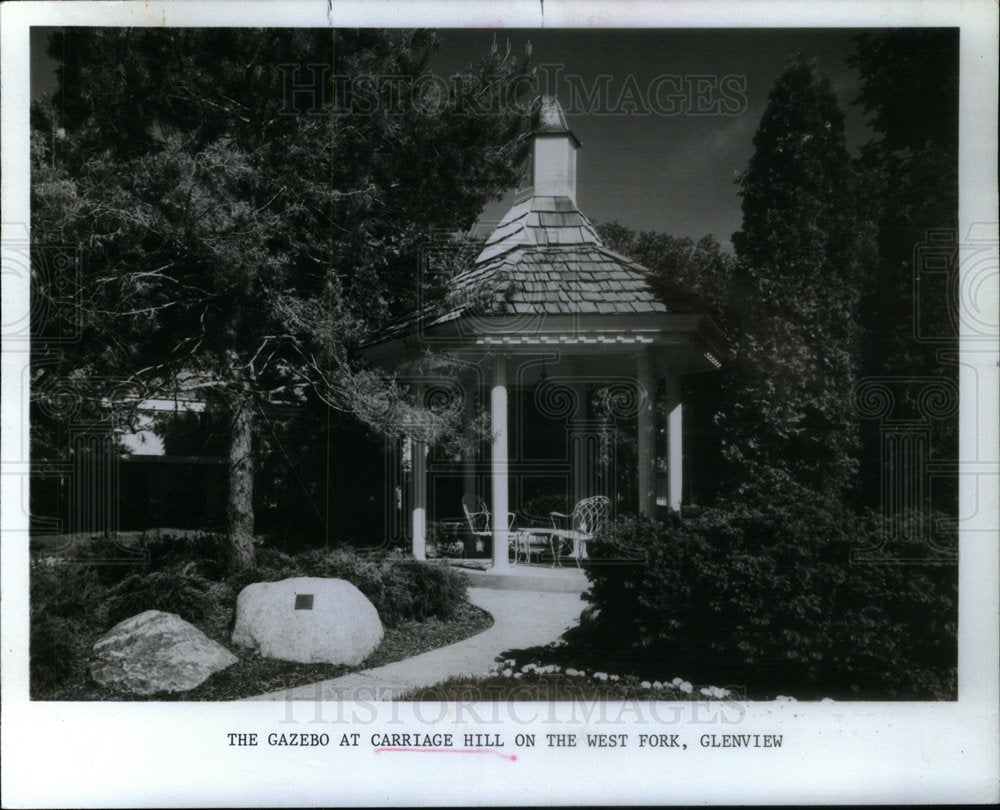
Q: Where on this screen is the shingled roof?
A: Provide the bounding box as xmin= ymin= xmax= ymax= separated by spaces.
xmin=455 ymin=195 xmax=667 ymax=316
xmin=363 ymin=97 xmax=685 ymax=351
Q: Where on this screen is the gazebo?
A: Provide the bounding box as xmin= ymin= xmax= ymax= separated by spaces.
xmin=362 ymin=97 xmax=727 ymax=568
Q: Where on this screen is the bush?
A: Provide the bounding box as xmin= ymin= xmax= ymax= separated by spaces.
xmin=142 ymin=531 xmax=228 ymax=580
xmin=298 ymin=548 xmax=469 ymax=627
xmin=225 ymin=546 xmax=304 ymax=596
xmin=67 ymin=531 xmax=229 ymax=585
xmin=69 ymin=534 xmax=148 ymax=586
xmin=227 ymin=546 xmax=469 ymax=628
xmin=580 ymin=496 xmax=957 ymax=699
xmin=30 ymin=561 xmax=108 ymax=693
xmin=31 ymin=614 xmax=85 ymax=691
xmin=105 ymin=567 xmax=215 ymax=626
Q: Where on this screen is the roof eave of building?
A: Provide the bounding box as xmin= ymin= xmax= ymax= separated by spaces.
xmin=360 ymin=311 xmax=731 ymax=369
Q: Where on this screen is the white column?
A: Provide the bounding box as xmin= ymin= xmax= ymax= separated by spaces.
xmin=636 ymin=351 xmax=656 ymax=518
xmin=490 ymin=355 xmax=510 ymax=569
xmin=410 ymin=382 xmax=427 ymax=560
xmin=462 ymin=378 xmax=477 ymax=498
xmin=665 ymin=374 xmax=683 ymax=511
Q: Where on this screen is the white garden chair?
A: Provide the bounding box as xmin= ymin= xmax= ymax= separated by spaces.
xmin=547 ymin=495 xmax=610 ymax=566
xmin=461 ymin=493 xmax=516 ymax=559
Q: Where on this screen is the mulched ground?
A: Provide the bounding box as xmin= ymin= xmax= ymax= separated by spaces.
xmin=35 ymin=600 xmax=493 ymax=701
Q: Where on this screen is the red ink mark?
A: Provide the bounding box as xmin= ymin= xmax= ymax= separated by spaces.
xmin=373 ymin=747 xmax=517 ymax=762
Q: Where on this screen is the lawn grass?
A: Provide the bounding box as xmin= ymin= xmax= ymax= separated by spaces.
xmin=36 ymin=600 xmax=493 ymax=701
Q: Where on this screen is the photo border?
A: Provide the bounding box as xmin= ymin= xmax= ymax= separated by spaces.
xmin=2 ymin=1 xmax=997 ymax=806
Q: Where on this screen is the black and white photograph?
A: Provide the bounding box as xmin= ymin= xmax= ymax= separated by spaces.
xmin=2 ymin=0 xmax=997 ymax=806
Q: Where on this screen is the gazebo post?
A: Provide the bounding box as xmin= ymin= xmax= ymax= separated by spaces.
xmin=490 ymin=354 xmax=510 ymax=569
xmin=636 ymin=351 xmax=656 ymax=518
xmin=665 ymin=374 xmax=683 ymax=511
xmin=361 ymin=98 xmax=728 ymax=545
xmin=410 ymin=381 xmax=427 ymax=560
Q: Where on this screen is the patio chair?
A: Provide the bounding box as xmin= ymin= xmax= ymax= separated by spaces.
xmin=461 ymin=493 xmax=515 ymax=559
xmin=548 ymin=495 xmax=610 ymax=566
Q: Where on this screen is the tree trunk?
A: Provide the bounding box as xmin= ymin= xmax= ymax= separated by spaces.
xmin=227 ymin=394 xmax=256 ymax=571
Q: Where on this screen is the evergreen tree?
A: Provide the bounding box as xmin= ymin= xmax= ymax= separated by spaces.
xmin=720 ymin=55 xmax=861 ymax=498
xmin=31 ymin=29 xmax=532 ymax=567
xmin=848 ymin=30 xmax=959 ymax=513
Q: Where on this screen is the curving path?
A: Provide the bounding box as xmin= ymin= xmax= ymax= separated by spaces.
xmin=245 ymin=586 xmax=586 ymax=702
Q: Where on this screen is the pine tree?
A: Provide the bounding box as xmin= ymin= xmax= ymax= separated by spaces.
xmin=720 ymin=55 xmax=861 ymax=498
xmin=31 ymin=29 xmax=532 ymax=568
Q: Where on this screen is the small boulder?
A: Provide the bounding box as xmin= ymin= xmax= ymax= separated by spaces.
xmin=90 ymin=610 xmax=237 ymax=695
xmin=232 ymin=577 xmax=383 ymax=665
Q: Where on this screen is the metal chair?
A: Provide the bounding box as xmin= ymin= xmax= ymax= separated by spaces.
xmin=548 ymin=496 xmax=610 ymax=566
xmin=461 ymin=493 xmax=515 ymax=560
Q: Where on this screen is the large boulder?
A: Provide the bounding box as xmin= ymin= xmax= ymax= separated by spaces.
xmin=231 ymin=577 xmax=383 ymax=665
xmin=90 ymin=610 xmax=238 ymax=695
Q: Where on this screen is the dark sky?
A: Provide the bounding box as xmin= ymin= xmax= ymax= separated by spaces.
xmin=429 ymin=28 xmax=879 ymax=247
xmin=31 ymin=26 xmax=881 ymax=249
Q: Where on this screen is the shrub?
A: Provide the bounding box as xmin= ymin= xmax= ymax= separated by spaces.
xmin=31 ymin=614 xmax=85 ymax=692
xmin=69 ymin=534 xmax=148 ymax=586
xmin=388 ymin=558 xmax=468 ymax=623
xmin=226 ymin=546 xmax=304 ymax=596
xmin=30 ymin=561 xmax=108 ymax=693
xmin=581 ymin=496 xmax=957 ymax=699
xmin=104 ymin=567 xmax=215 ymax=626
xmin=298 ymin=548 xmax=469 ymax=627
xmin=66 ymin=531 xmax=229 ymax=585
xmin=227 ymin=546 xmax=470 ymax=628
xmin=143 ymin=531 xmax=228 ymax=580
xmin=425 ymin=523 xmax=466 ymax=559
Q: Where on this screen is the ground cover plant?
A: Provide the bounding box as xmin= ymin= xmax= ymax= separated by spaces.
xmin=30 ymin=533 xmax=490 ymax=701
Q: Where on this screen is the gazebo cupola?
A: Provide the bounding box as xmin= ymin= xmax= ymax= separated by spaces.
xmin=524 ymin=95 xmax=581 ymax=201
xmin=362 ymin=96 xmax=728 ymax=567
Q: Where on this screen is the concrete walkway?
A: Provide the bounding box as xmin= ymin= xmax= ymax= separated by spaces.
xmin=246 ymin=584 xmax=586 ymax=702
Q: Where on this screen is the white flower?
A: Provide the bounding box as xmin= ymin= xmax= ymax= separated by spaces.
xmin=521 ymin=663 xmax=536 ymax=673
xmin=565 ymin=668 xmax=582 ymax=677
xmin=640 ymin=681 xmax=652 ymax=690
xmin=821 ymin=697 xmax=835 ymax=703
xmin=593 ymin=672 xmax=609 ymax=682
xmin=699 ymin=687 xmax=713 ymax=697
xmin=679 ymin=681 xmax=693 ymax=694
xmin=513 ymin=672 xmax=523 ymax=679
xmin=652 ymin=681 xmax=663 ymax=690
xmin=671 ymin=677 xmax=683 ymax=686
xmin=502 ymin=668 xmax=513 ymax=677
xmin=609 ymin=674 xmax=620 ymax=682
xmin=504 ymin=659 xmax=516 ymax=667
